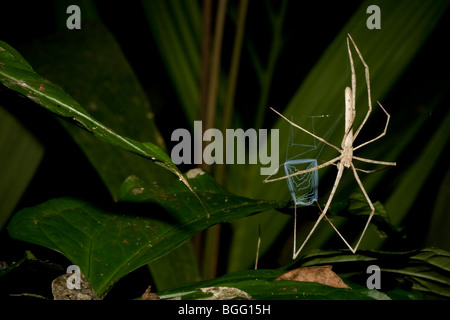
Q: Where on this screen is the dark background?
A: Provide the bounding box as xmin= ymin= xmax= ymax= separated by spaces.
xmin=1 ymin=0 xmax=449 ymax=299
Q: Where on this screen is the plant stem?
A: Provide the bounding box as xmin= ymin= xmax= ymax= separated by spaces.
xmin=201 ymin=0 xmax=228 ymax=280
xmin=204 ymin=0 xmax=228 ymax=132
xmin=193 ymin=0 xmax=213 ymax=275
xmin=200 ymin=0 xmax=212 ymax=123
xmin=216 ymin=0 xmax=250 ymax=186
xmin=222 ymin=0 xmax=250 ymax=133
xmin=201 ymin=224 xmax=222 ymax=279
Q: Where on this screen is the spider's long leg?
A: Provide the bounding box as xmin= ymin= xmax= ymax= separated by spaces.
xmin=316 ymin=202 xmax=354 ymax=252
xmin=270 ymin=107 xmax=341 ymax=153
xmin=349 ymin=163 xmax=375 ymax=253
xmin=293 ymin=203 xmax=298 ymax=259
xmin=293 ymin=162 xmax=345 ymax=259
xmin=347 ymin=34 xmax=372 ymax=143
xmin=353 ymin=156 xmax=396 ymax=167
xmin=292 ymin=202 xmax=352 ymax=258
xmin=264 ymin=156 xmax=341 ymax=183
xmin=262 ymin=162 xmax=287 ymax=183
xmin=348 ymin=38 xmax=356 ymax=116
xmin=354 ymin=167 xmax=382 ymax=174
xmin=354 ymin=101 xmax=391 ymax=150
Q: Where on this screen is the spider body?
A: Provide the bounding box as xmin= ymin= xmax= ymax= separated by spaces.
xmin=342 ymin=86 xmax=354 ymax=165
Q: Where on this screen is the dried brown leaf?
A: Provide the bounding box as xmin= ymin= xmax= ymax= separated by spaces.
xmin=275 ymin=265 xmax=351 ymax=289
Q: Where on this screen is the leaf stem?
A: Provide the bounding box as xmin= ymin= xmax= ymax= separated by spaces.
xmin=204 ymin=0 xmax=228 ymax=132
xmin=216 ymin=0 xmax=250 ymax=186
xmin=201 ymin=0 xmax=228 ymax=280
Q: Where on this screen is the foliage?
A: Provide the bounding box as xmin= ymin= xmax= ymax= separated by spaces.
xmin=0 ymin=0 xmax=449 ymax=300
xmin=8 ymin=174 xmax=283 ymax=297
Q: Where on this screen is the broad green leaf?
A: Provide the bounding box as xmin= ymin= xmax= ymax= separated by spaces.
xmin=8 ymin=170 xmax=284 ymax=297
xmin=14 ymin=22 xmax=201 ymax=290
xmin=147 ymin=240 xmax=201 ymax=291
xmin=0 ymin=36 xmax=199 ymax=207
xmin=16 ymin=22 xmax=173 ymax=198
xmin=228 ymin=0 xmax=450 ymax=272
xmin=427 ymin=169 xmax=450 ymax=250
xmin=0 ymin=106 xmax=44 ymax=230
xmin=117 ymin=169 xmax=285 ymax=224
xmin=0 ymin=38 xmax=164 ymax=162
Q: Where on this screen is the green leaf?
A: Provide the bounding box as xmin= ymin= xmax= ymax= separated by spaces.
xmin=0 ymin=37 xmax=174 ymax=184
xmin=0 ymin=34 xmax=204 ymax=217
xmin=16 ymin=22 xmax=173 ymax=198
xmin=385 ymin=111 xmax=450 ymax=225
xmin=345 ymin=192 xmax=402 ymax=237
xmin=156 ymin=268 xmax=398 ymax=300
xmin=411 ymin=248 xmax=450 ymax=273
xmin=147 ymin=240 xmax=201 ymax=291
xmin=297 ymin=248 xmax=450 ymax=298
xmin=12 ymin=22 xmax=200 ymax=291
xmin=117 ymin=169 xmax=285 ymax=224
xmin=8 ymin=170 xmax=284 ymax=297
xmin=409 ymin=277 xmax=449 ymax=298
